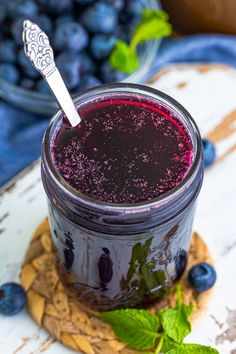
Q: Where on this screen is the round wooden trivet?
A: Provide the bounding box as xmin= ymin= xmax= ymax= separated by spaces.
xmin=20 ymin=219 xmax=214 ymax=354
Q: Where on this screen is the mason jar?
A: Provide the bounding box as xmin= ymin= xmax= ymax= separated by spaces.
xmin=41 ymin=83 xmax=203 ymax=311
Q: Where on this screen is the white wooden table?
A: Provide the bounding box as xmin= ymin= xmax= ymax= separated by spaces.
xmin=1 ymin=64 xmax=236 ymax=354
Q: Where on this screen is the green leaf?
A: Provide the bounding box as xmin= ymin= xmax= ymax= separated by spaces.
xmin=125 ymin=238 xmax=153 ymax=284
xmin=160 ymin=303 xmax=193 ymax=343
xmin=142 ymin=9 xmax=169 ymax=21
xmin=109 ymin=9 xmax=171 ymax=74
xmin=162 ymin=337 xmax=180 ymax=352
xmin=139 ymin=238 xmax=153 ymax=265
xmin=141 ymin=263 xmax=166 ymax=291
xmin=101 ymin=309 xmax=160 ymax=350
xmin=166 ymin=343 xmax=219 ymax=354
xmin=109 ymin=40 xmax=139 ymax=74
xmin=130 ymin=10 xmax=172 ymax=49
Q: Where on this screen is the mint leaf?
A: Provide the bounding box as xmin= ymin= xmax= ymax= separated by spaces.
xmin=101 ymin=309 xmax=160 ymax=350
xmin=162 ymin=338 xmax=219 ymax=354
xmin=142 ymin=9 xmax=169 ymax=21
xmin=109 ymin=9 xmax=171 ymax=74
xmin=141 ymin=263 xmax=165 ymax=291
xmin=109 ymin=40 xmax=139 ymax=74
xmin=160 ymin=303 xmax=192 ymax=343
xmin=166 ymin=343 xmax=219 ymax=354
xmin=162 ymin=337 xmax=180 ymax=352
xmin=130 ymin=10 xmax=172 ymax=49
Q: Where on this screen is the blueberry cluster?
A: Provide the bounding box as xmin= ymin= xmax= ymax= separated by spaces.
xmin=0 ymin=0 xmax=145 ymax=94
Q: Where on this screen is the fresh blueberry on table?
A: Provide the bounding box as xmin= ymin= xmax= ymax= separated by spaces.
xmin=81 ymin=2 xmax=118 ymax=34
xmin=90 ymin=34 xmax=116 ymax=59
xmin=54 ymin=22 xmax=88 ymax=52
xmin=202 ymin=138 xmax=216 ymax=168
xmin=80 ymin=74 xmax=102 ymax=89
xmin=0 ymin=282 xmax=26 ymax=316
xmin=188 ymin=262 xmax=217 ymax=292
xmin=0 ymin=40 xmax=16 ymax=63
xmin=8 ymin=0 xmax=39 ymax=19
xmin=56 ymin=52 xmax=81 ymax=89
xmin=0 ymin=63 xmax=19 ymax=84
xmin=18 ymin=48 xmax=40 ymax=79
xmin=100 ymin=61 xmax=126 ymax=83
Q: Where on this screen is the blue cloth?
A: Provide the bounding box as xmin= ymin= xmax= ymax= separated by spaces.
xmin=1 ymin=34 xmax=236 ymax=186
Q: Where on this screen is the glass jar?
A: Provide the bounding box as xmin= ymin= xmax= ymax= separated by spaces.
xmin=41 ymin=83 xmax=203 ymax=311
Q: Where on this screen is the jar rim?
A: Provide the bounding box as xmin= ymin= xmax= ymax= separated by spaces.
xmin=42 ymin=83 xmax=202 ymax=214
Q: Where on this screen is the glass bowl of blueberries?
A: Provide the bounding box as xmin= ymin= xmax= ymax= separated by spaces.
xmin=0 ymin=0 xmax=160 ymax=115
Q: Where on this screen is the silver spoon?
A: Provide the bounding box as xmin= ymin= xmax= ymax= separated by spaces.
xmin=22 ymin=19 xmax=81 ymax=127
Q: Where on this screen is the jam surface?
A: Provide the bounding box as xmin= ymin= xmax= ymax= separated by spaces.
xmin=53 ymin=98 xmax=193 ymax=204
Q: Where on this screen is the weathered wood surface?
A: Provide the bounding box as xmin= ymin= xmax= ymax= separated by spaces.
xmin=1 ymin=64 xmax=236 ymax=353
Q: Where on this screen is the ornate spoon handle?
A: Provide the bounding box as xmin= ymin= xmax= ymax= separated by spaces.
xmin=22 ymin=20 xmax=81 ymax=127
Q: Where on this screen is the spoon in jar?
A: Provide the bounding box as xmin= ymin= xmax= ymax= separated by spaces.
xmin=22 ymin=19 xmax=81 ymax=127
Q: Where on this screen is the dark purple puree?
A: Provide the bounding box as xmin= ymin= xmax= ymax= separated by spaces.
xmin=52 ymin=98 xmax=192 ymax=204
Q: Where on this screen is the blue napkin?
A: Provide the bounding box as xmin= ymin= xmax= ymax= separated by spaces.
xmin=1 ymin=34 xmax=236 ymax=186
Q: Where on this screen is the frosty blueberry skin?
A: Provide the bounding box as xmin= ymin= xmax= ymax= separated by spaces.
xmin=41 ymin=83 xmax=203 ymax=311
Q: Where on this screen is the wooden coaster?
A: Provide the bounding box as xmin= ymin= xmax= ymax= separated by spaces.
xmin=20 ymin=219 xmax=214 ymax=354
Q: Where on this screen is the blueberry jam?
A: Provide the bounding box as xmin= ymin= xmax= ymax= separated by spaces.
xmin=53 ymin=98 xmax=192 ymax=204
xmin=42 ymin=86 xmax=203 ymax=311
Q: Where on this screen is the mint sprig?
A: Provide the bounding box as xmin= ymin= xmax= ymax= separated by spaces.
xmin=160 ymin=284 xmax=192 ymax=343
xmin=109 ymin=9 xmax=172 ymax=74
xmin=101 ymin=308 xmax=160 ymax=350
xmin=101 ymin=285 xmax=219 ymax=354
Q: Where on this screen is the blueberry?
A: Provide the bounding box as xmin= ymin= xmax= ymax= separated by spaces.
xmin=43 ymin=0 xmax=73 ymax=15
xmin=11 ymin=18 xmax=26 ymax=45
xmin=202 ymin=139 xmax=216 ymax=168
xmin=188 ymin=262 xmax=217 ymax=292
xmin=90 ymin=34 xmax=116 ymax=59
xmin=36 ymin=15 xmax=53 ymax=35
xmin=127 ymin=0 xmax=145 ymax=18
xmin=81 ymin=74 xmax=102 ymax=89
xmin=81 ymin=2 xmax=118 ymax=34
xmin=35 ymin=79 xmax=52 ymax=95
xmin=106 ymin=0 xmax=124 ymax=11
xmin=8 ymin=0 xmax=39 ymax=18
xmin=54 ymin=22 xmax=88 ymax=52
xmin=100 ymin=61 xmax=126 ymax=83
xmin=18 ymin=48 xmax=40 ymax=79
xmin=56 ymin=52 xmax=81 ymax=89
xmin=20 ymin=78 xmax=35 ymax=90
xmin=79 ymin=51 xmax=96 ymax=75
xmin=0 ymin=40 xmax=16 ymax=63
xmin=0 ymin=64 xmax=19 ymax=84
xmin=55 ymin=15 xmax=73 ymax=28
xmin=0 ymin=282 xmax=26 ymax=316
